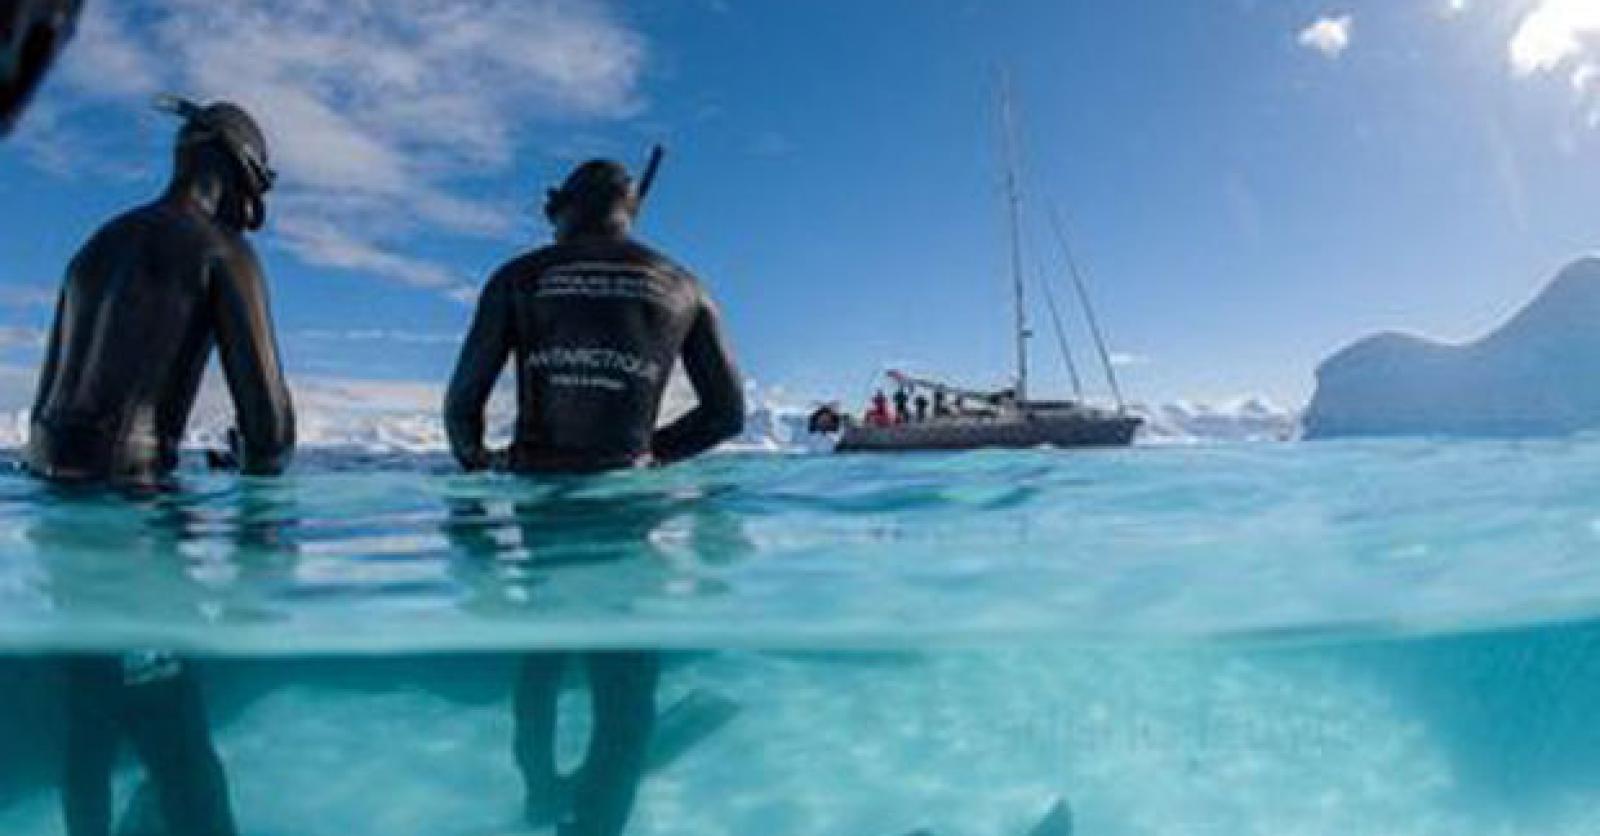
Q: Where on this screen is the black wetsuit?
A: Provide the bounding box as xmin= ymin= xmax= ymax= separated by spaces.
xmin=27 ymin=188 xmax=293 ymax=836
xmin=445 ymin=234 xmax=743 ymax=473
xmin=27 ymin=198 xmax=295 ymax=482
xmin=60 ymin=656 xmax=235 ymax=836
xmin=445 ymin=228 xmax=743 ymax=836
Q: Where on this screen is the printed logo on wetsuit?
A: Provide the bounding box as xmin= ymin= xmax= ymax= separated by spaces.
xmin=536 ymin=263 xmax=674 ymax=305
xmin=526 ymin=346 xmax=664 ymax=393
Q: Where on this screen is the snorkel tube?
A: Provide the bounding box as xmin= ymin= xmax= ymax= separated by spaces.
xmin=635 ymin=144 xmax=665 ymax=215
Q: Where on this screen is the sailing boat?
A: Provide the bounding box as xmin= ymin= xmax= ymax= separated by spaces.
xmin=817 ymin=80 xmax=1142 ymax=454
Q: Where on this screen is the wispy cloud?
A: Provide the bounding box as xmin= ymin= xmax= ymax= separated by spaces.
xmin=296 ymin=329 xmax=462 ymax=346
xmin=0 ymin=285 xmax=57 ymax=310
xmin=38 ymin=0 xmax=648 ymax=297
xmin=1109 ymin=352 xmax=1149 ymax=368
xmin=0 ymin=327 xmax=47 ymax=350
xmin=749 ymin=130 xmax=797 ymax=158
xmin=271 ymin=213 xmax=468 ymax=294
xmin=1297 ymin=14 xmax=1353 ymax=60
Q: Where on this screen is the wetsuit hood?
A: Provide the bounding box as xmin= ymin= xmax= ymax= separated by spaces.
xmin=0 ymin=0 xmax=81 ymax=137
xmin=157 ymin=95 xmax=276 ymax=231
xmin=544 ymin=158 xmax=636 ymax=240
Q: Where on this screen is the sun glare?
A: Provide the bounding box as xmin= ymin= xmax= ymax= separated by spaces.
xmin=1510 ymin=0 xmax=1600 ymax=77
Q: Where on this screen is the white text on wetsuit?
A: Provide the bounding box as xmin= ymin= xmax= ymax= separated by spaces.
xmin=537 ymin=264 xmax=673 ymax=305
xmin=526 ymin=347 xmax=663 ymax=393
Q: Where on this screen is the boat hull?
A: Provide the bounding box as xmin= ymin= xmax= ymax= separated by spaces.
xmin=835 ymin=410 xmax=1141 ymax=453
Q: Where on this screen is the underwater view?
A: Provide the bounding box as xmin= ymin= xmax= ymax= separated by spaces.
xmin=3 ymin=442 xmax=1600 ymax=834
xmin=11 ymin=0 xmax=1600 ymax=834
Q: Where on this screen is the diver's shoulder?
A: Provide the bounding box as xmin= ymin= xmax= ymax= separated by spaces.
xmin=489 ymin=247 xmax=561 ymax=285
xmin=620 ymin=238 xmax=699 ymax=284
xmin=93 ymin=202 xmax=164 ymax=237
xmin=118 ymin=200 xmax=244 ymax=250
xmin=75 ymin=203 xmax=170 ymax=256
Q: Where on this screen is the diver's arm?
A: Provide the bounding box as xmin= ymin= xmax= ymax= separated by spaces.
xmin=29 ymin=285 xmax=65 ymax=418
xmin=652 ymin=290 xmax=745 ymax=464
xmin=445 ymin=273 xmax=513 ymax=471
xmin=212 ymin=240 xmax=296 ymax=476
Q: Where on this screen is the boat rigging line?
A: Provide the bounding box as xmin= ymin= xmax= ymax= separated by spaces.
xmin=1045 ymin=202 xmax=1127 ymax=413
xmin=1032 ymin=237 xmax=1085 ymax=400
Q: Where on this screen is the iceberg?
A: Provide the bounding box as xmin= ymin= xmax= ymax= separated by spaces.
xmin=1305 ymin=257 xmax=1600 ymax=439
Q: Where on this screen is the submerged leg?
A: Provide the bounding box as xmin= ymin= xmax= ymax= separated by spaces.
xmin=120 ymin=660 xmax=237 ymax=836
xmin=565 ymin=651 xmax=660 ymax=836
xmin=1026 ymin=799 xmax=1073 ymax=836
xmin=61 ymin=657 xmax=122 ymax=836
xmin=515 ymin=652 xmax=572 ymax=826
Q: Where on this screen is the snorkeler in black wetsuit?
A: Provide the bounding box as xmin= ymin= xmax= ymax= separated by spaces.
xmin=445 ymin=159 xmax=745 ymax=836
xmin=26 ymin=97 xmax=293 ymax=836
xmin=27 ymin=97 xmax=293 ymax=482
xmin=0 ymin=0 xmax=80 ymax=136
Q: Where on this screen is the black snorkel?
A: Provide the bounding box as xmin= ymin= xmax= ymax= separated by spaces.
xmin=635 ymin=144 xmax=665 ymax=217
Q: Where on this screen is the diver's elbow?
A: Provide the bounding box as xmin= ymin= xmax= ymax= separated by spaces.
xmin=243 ymin=409 xmax=296 ymax=476
xmin=710 ymin=401 xmax=746 ymax=444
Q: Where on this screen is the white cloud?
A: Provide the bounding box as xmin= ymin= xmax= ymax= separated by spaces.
xmin=271 ymin=214 xmax=476 ymax=299
xmin=1510 ymin=0 xmax=1600 ymax=77
xmin=0 ymin=286 xmax=56 ymax=309
xmin=1109 ymin=352 xmax=1149 ymax=368
xmin=297 ymin=329 xmax=462 ymax=346
xmin=1509 ymin=1 xmax=1600 ymax=127
xmin=1297 ymin=14 xmax=1353 ymax=59
xmin=44 ymin=0 xmax=647 ymax=296
xmin=60 ymin=4 xmax=165 ymax=98
xmin=0 ymin=327 xmax=47 ymax=349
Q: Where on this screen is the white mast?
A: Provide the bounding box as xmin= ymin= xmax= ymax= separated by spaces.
xmin=999 ymin=72 xmax=1030 ymax=402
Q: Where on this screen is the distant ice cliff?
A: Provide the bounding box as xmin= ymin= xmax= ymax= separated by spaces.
xmin=1130 ymin=397 xmax=1299 ymax=444
xmin=1305 ymin=257 xmax=1600 ymax=439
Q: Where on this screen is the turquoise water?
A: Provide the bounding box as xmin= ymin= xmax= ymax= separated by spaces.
xmin=5 ymin=440 xmax=1600 ymax=833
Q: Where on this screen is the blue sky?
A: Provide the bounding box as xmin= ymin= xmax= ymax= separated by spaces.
xmin=4 ymin=0 xmax=1600 ymax=408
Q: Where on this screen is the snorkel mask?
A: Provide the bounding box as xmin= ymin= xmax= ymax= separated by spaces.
xmin=0 ymin=0 xmax=82 ymax=137
xmin=156 ymin=95 xmax=276 ymax=231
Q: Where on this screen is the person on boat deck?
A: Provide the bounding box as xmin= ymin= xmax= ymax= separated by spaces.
xmin=933 ymin=389 xmax=951 ymax=418
xmin=914 ymin=393 xmax=930 ymax=423
xmin=867 ymin=389 xmax=891 ymax=427
xmin=444 ymin=158 xmax=744 ymax=836
xmin=893 ymin=388 xmax=911 ymax=424
xmin=25 ymin=97 xmax=292 ymax=836
xmin=0 ymin=0 xmax=81 ymax=137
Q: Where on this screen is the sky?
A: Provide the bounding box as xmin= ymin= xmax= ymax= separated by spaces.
xmin=4 ymin=0 xmax=1600 ymax=410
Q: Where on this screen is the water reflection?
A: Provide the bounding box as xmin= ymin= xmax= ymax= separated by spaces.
xmin=10 ymin=469 xmax=756 ymax=835
xmin=14 ymin=469 xmax=752 ymax=639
